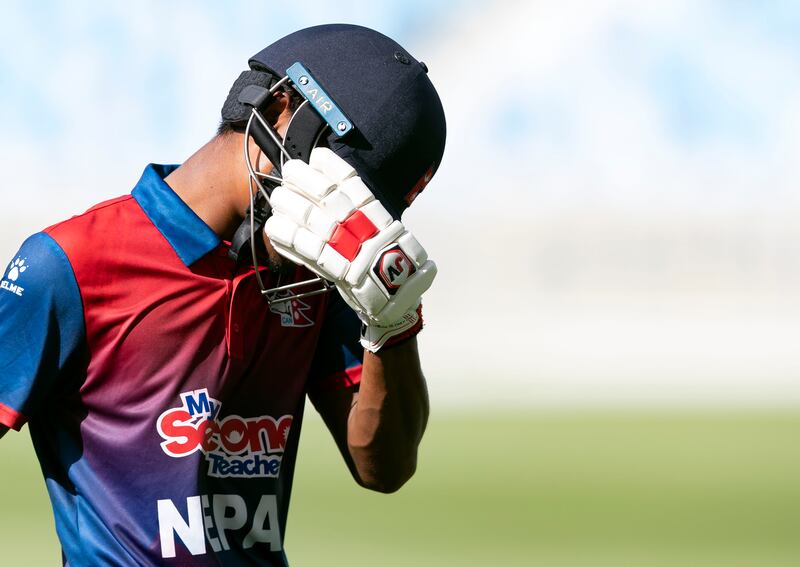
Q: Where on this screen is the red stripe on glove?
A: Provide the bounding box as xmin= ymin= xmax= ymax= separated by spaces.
xmin=328 ymin=210 xmax=379 ymax=261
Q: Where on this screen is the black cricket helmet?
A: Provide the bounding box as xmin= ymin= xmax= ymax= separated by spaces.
xmin=223 ymin=23 xmax=447 ymax=219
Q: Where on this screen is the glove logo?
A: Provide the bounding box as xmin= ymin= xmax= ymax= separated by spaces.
xmin=374 ymin=246 xmax=416 ymax=295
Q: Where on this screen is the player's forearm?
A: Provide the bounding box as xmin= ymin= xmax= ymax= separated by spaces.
xmin=347 ymin=338 xmax=429 ymax=493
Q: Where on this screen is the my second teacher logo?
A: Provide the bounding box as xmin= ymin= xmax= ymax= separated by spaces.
xmin=156 ymin=388 xmax=293 ymax=479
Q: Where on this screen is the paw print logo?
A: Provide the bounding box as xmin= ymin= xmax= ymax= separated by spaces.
xmin=7 ymin=258 xmax=27 ymax=282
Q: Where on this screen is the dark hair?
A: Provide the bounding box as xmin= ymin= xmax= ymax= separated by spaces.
xmin=216 ymin=86 xmax=304 ymax=137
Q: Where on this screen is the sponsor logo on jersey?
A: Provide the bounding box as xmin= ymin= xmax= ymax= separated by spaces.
xmin=157 ymin=389 xmax=293 ymax=479
xmin=1 ymin=257 xmax=28 ymax=297
xmin=269 ymin=294 xmax=314 ymax=327
xmin=373 ymin=245 xmax=416 ymax=295
xmin=158 ymin=493 xmax=282 ymax=558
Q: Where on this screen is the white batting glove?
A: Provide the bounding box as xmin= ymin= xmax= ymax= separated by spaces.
xmin=264 ymin=148 xmax=437 ymax=352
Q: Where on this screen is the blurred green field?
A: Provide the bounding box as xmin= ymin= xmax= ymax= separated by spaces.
xmin=2 ymin=408 xmax=800 ymax=566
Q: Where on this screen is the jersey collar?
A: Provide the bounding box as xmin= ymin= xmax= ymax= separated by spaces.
xmin=132 ymin=164 xmax=221 ymax=266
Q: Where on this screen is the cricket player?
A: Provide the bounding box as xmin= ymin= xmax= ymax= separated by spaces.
xmin=0 ymin=24 xmax=445 ymax=565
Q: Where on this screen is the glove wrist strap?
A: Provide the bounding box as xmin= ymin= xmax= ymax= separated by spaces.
xmin=360 ymin=304 xmax=423 ymax=353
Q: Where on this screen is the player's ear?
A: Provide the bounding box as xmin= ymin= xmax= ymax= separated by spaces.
xmin=270 ymin=91 xmax=295 ymax=137
xmin=263 ymin=91 xmax=291 ymax=128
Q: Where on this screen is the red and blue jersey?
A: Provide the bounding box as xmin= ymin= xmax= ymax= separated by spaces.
xmin=0 ymin=164 xmax=363 ymax=566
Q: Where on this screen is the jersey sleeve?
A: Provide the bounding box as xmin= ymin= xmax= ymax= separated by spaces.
xmin=0 ymin=233 xmax=85 ymax=430
xmin=307 ymin=291 xmax=364 ymax=394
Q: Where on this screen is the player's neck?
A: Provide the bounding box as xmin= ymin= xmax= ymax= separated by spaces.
xmin=165 ymin=133 xmax=253 ymax=241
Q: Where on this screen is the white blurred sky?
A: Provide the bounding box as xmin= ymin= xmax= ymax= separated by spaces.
xmin=2 ymin=0 xmax=799 ymax=406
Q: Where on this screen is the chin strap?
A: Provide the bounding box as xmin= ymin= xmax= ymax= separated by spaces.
xmin=229 ymin=191 xmax=270 ymax=262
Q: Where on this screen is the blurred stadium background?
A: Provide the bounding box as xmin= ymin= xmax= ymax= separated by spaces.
xmin=2 ymin=1 xmax=800 ymax=565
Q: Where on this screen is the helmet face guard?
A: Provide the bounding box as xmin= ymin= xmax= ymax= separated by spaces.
xmin=227 ymin=63 xmax=354 ymax=306
xmin=222 ymin=25 xmax=447 ymax=307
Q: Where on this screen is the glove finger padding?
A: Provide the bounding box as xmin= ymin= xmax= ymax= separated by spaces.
xmin=309 ymin=145 xmax=358 ymax=183
xmin=281 ymin=159 xmax=339 ymax=201
xmin=263 ymin=147 xmax=437 ymax=350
